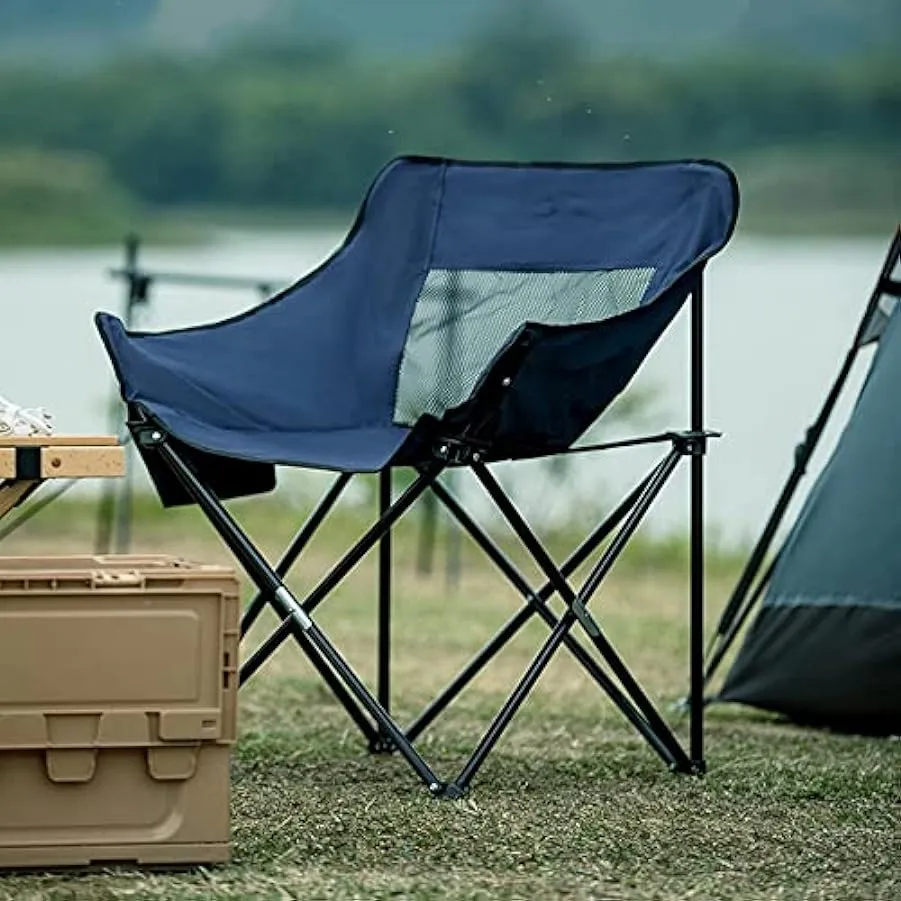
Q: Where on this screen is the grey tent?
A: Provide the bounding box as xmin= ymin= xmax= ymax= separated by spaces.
xmin=706 ymin=226 xmax=901 ymax=735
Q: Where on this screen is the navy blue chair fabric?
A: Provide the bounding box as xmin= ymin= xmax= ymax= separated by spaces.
xmin=96 ymin=156 xmax=738 ymax=503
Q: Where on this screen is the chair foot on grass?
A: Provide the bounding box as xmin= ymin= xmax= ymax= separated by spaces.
xmin=434 ymin=782 xmax=467 ymax=800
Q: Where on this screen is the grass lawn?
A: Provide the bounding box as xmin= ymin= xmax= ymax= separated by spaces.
xmin=0 ymin=493 xmax=898 ymax=901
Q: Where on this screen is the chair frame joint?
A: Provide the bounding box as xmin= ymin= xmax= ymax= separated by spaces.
xmin=433 ymin=437 xmax=486 ymax=465
xmin=669 ymin=429 xmax=720 ymax=457
xmin=131 ymin=420 xmax=167 ymax=449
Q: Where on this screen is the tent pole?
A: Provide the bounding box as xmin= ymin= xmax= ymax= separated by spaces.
xmin=95 ymin=234 xmax=142 ymax=554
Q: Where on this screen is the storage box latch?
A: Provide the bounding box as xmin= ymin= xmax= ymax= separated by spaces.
xmin=90 ymin=570 xmax=145 ymax=589
xmin=45 ymin=748 xmax=97 ymax=784
xmin=147 ymin=746 xmax=200 ymax=782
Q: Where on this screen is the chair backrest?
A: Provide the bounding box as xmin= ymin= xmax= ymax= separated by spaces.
xmin=383 ymin=157 xmax=738 ymax=455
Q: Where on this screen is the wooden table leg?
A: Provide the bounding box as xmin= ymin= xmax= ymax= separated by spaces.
xmin=0 ymin=480 xmax=40 ymax=520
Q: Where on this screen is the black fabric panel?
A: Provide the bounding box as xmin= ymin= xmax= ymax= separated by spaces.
xmin=491 ymin=283 xmax=686 ymax=458
xmin=720 ymin=604 xmax=901 ymax=735
xmin=405 ymin=273 xmax=691 ymax=461
xmin=134 ymin=432 xmax=276 ymax=508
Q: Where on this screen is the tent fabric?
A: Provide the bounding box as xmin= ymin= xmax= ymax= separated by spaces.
xmin=95 ymin=156 xmax=737 ymax=502
xmin=720 ymin=299 xmax=901 ymax=735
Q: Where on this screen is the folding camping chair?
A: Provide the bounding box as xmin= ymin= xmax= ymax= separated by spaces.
xmin=95 ymin=156 xmax=739 ymax=797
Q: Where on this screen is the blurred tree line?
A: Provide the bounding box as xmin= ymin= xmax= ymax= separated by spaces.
xmin=0 ymin=8 xmax=897 ymax=221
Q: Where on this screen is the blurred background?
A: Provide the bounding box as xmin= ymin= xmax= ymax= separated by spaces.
xmin=0 ymin=0 xmax=898 ymax=550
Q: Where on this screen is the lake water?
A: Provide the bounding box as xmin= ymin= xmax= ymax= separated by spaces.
xmin=0 ymin=229 xmax=891 ymax=546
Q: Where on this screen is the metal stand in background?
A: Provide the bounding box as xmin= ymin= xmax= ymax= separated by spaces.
xmin=414 ymin=480 xmax=463 ymax=590
xmin=444 ymin=472 xmax=463 ymax=589
xmin=94 ymin=235 xmax=145 ymax=554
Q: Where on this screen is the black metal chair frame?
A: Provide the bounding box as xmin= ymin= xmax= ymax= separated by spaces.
xmin=124 ymin=274 xmax=712 ymax=799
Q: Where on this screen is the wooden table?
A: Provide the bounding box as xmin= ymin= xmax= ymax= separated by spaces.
xmin=0 ymin=436 xmax=125 ymax=522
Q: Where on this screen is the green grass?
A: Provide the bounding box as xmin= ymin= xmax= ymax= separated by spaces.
xmin=0 ymin=498 xmax=898 ymax=900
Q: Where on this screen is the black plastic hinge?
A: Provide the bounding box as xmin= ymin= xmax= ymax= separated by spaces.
xmin=670 ymin=430 xmax=720 ymax=457
xmin=132 ymin=424 xmax=166 ymax=449
xmin=433 ymin=438 xmax=486 ymax=465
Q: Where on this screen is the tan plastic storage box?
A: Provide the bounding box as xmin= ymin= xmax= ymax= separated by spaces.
xmin=0 ymin=555 xmax=240 ymax=870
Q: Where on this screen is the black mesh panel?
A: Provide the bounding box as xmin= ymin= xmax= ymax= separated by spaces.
xmin=394 ymin=267 xmax=654 ymax=426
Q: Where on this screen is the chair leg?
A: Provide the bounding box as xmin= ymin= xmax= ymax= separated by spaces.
xmin=475 ymin=456 xmax=692 ymax=762
xmin=374 ymin=469 xmax=393 ymax=751
xmin=689 ymin=278 xmax=706 ymax=773
xmin=455 ymin=453 xmax=696 ymax=786
xmin=241 ymin=472 xmax=352 ymax=637
xmin=150 ymin=433 xmax=447 ymax=793
xmin=420 ymin=474 xmax=676 ymax=766
xmin=450 ymin=611 xmax=577 ymax=795
xmin=131 ymin=421 xmax=708 ymax=796
xmin=404 ymin=470 xmax=660 ymax=741
xmin=240 ymin=605 xmax=380 ymax=744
